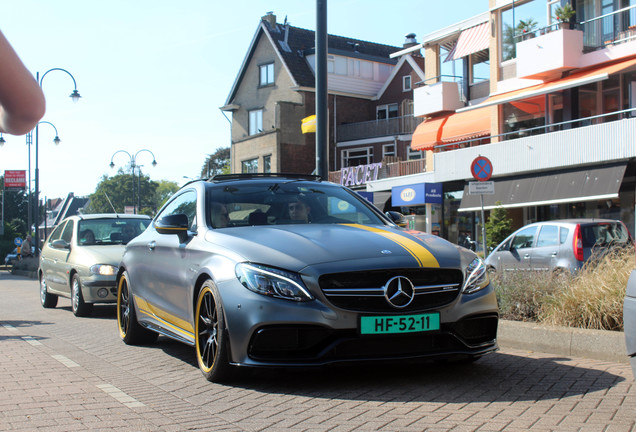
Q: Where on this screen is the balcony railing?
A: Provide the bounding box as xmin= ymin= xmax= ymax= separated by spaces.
xmin=434 ymin=107 xmax=636 ymax=151
xmin=513 ymin=5 xmax=636 ymax=51
xmin=579 ymin=4 xmax=636 ymax=50
xmin=337 ymin=115 xmax=425 ymax=142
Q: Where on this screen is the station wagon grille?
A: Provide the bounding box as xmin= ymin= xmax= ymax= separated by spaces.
xmin=319 ymin=268 xmax=463 ymax=313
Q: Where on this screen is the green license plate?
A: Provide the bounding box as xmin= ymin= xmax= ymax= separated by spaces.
xmin=360 ymin=312 xmax=440 ymax=335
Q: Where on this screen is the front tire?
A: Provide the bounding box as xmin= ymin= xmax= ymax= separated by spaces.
xmin=71 ymin=274 xmax=93 ymax=317
xmin=195 ymin=281 xmax=233 ymax=382
xmin=116 ymin=271 xmax=157 ymax=345
xmin=40 ymin=273 xmax=58 ymax=308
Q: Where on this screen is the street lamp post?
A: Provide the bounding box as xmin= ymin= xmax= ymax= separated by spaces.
xmin=28 ymin=121 xmax=60 ymax=236
xmin=109 ymin=149 xmax=157 ymax=214
xmin=34 ymin=68 xmax=81 ymax=255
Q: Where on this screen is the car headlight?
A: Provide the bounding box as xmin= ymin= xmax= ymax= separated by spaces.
xmin=90 ymin=264 xmax=118 ymax=276
xmin=462 ymin=257 xmax=489 ymax=294
xmin=235 ymin=263 xmax=313 ymax=302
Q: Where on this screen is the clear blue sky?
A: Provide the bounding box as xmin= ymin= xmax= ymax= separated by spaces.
xmin=0 ymin=0 xmax=487 ymax=199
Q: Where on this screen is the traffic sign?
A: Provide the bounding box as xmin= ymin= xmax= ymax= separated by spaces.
xmin=470 ymin=156 xmax=493 ymax=181
xmin=469 ymin=181 xmax=495 ymax=195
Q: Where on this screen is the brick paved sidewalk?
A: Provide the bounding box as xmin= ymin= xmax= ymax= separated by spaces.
xmin=1 ymin=273 xmax=635 ymax=431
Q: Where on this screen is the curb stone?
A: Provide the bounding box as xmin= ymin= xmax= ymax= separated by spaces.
xmin=499 ymin=319 xmax=627 ymax=363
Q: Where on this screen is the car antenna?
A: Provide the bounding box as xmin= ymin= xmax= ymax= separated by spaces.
xmin=103 ymin=192 xmax=119 ymax=217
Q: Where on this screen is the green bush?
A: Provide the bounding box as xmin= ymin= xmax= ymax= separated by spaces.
xmin=492 ymin=247 xmax=634 ymax=331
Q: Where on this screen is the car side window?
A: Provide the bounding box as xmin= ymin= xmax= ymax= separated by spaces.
xmin=559 ymin=227 xmax=569 ymax=244
xmin=61 ymin=220 xmax=74 ymax=243
xmin=48 ymin=221 xmax=66 ymax=243
xmin=157 ymin=190 xmax=197 ymax=231
xmin=536 ymin=225 xmax=559 ymax=247
xmin=511 ymin=226 xmax=537 ymax=249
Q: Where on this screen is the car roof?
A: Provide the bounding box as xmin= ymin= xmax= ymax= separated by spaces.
xmin=525 ymin=218 xmax=623 ymax=226
xmin=62 ymin=213 xmax=152 ymax=222
xmin=183 ymin=173 xmax=324 ymax=186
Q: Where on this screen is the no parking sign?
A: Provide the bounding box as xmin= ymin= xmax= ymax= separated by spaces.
xmin=470 ymin=156 xmax=493 ymax=181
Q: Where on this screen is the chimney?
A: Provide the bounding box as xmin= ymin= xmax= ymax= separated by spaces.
xmin=403 ymin=33 xmax=418 ymax=48
xmin=262 ymin=11 xmax=276 ymax=27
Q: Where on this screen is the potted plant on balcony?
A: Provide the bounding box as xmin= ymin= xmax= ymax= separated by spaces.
xmin=517 ymin=18 xmax=538 ymax=40
xmin=554 ymin=3 xmax=576 ymax=30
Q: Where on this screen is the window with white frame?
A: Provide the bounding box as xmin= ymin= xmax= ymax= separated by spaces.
xmin=342 ymin=147 xmax=373 ymax=167
xmin=407 ymin=148 xmax=423 ymax=160
xmin=376 ymin=104 xmax=398 ymax=120
xmin=403 ymin=75 xmax=412 ymax=91
xmin=259 ymin=63 xmax=274 ymax=86
xmin=382 ymin=143 xmax=396 ymax=158
xmin=241 ymin=158 xmax=258 ymax=173
xmin=248 ymin=109 xmax=263 ymax=135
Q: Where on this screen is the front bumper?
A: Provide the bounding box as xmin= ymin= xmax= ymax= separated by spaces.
xmin=81 ymin=275 xmax=118 ymax=303
xmin=219 ymin=279 xmax=499 ymax=367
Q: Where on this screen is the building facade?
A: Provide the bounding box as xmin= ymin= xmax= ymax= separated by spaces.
xmin=365 ymin=0 xmax=636 ymax=247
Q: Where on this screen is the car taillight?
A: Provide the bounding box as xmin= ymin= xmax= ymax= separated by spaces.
xmin=573 ymin=224 xmax=584 ymax=262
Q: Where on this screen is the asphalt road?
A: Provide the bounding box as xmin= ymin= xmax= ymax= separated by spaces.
xmin=1 ymin=272 xmax=634 ymax=431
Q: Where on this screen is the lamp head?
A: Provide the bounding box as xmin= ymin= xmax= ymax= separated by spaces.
xmin=0 ymin=134 xmax=5 ymax=146
xmin=53 ymin=136 xmax=61 ymax=145
xmin=70 ymin=90 xmax=81 ymax=103
xmin=152 ymin=159 xmax=157 ymax=167
xmin=109 ymin=161 xmax=115 ymax=169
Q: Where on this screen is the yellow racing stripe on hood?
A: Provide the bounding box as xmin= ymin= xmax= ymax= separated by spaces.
xmin=344 ymin=224 xmax=440 ymax=268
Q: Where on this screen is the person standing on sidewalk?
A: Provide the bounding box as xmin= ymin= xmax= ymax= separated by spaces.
xmin=20 ymin=235 xmax=33 ymax=259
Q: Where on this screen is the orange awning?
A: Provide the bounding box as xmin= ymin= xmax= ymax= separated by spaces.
xmin=411 ymin=116 xmax=449 ymax=150
xmin=440 ymin=107 xmax=491 ymax=143
xmin=458 ymin=56 xmax=636 ymax=112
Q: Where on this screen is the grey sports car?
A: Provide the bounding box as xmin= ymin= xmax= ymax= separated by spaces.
xmin=116 ymin=174 xmax=498 ymax=382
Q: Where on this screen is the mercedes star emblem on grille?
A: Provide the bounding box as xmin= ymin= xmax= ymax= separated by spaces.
xmin=383 ymin=276 xmax=415 ymax=308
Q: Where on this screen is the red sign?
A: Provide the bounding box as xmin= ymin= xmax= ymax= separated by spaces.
xmin=4 ymin=170 xmax=26 ymax=189
xmin=470 ymin=156 xmax=493 ymax=181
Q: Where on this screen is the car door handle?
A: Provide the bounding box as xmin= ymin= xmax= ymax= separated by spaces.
xmin=551 ymin=252 xmax=558 ymax=257
xmin=523 ymin=254 xmax=530 ymax=259
xmin=147 ymin=241 xmax=156 ymax=251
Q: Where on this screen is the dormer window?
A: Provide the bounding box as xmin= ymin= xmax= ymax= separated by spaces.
xmin=403 ymin=75 xmax=412 ymax=91
xmin=259 ymin=63 xmax=274 ymax=86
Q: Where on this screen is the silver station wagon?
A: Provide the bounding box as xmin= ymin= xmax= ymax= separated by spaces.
xmin=116 ymin=174 xmax=499 ymax=382
xmin=39 ymin=214 xmax=151 ymax=316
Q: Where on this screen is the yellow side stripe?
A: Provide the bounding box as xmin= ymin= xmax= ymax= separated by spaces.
xmin=344 ymin=224 xmax=440 ymax=268
xmin=134 ymin=296 xmax=194 ymax=339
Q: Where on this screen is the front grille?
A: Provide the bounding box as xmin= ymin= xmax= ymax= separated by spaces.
xmin=319 ymin=268 xmax=463 ymax=313
xmin=248 ymin=324 xmax=496 ymax=363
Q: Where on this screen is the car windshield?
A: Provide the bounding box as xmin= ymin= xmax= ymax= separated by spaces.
xmin=581 ymin=222 xmax=631 ymax=247
xmin=78 ymin=218 xmax=151 ymax=245
xmin=207 ymin=180 xmax=386 ymax=228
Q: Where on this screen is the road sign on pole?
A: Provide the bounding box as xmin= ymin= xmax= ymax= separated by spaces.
xmin=470 ymin=156 xmax=493 ymax=181
xmin=469 ymin=156 xmax=494 ymax=255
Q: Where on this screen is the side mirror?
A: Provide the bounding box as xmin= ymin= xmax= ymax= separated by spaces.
xmin=385 ymin=211 xmax=407 ymax=228
xmin=155 ymin=213 xmax=190 ymax=242
xmin=50 ymin=239 xmax=70 ymax=250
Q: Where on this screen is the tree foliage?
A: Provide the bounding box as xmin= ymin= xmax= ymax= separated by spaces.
xmin=154 ymin=180 xmax=180 ymax=209
xmin=85 ymin=171 xmax=159 ymax=216
xmin=485 ymin=201 xmax=513 ymax=249
xmin=200 ymin=147 xmax=230 ymax=178
xmin=0 ymin=176 xmax=31 ymax=257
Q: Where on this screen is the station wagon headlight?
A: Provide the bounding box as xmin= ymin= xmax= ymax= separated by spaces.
xmin=90 ymin=264 xmax=118 ymax=276
xmin=462 ymin=257 xmax=489 ymax=294
xmin=236 ymin=263 xmax=313 ymax=302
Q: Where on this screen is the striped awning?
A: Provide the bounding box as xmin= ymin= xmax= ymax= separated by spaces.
xmin=445 ymin=22 xmax=490 ymax=62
